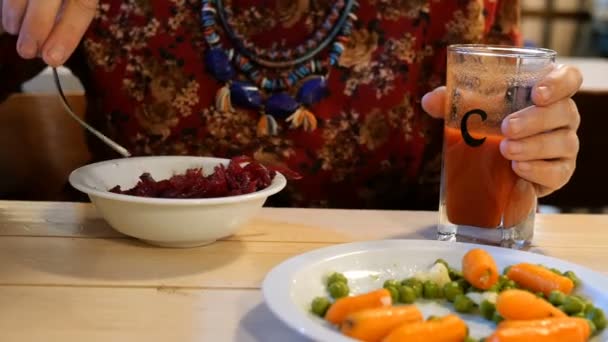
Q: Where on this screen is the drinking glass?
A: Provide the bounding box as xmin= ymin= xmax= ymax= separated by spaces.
xmin=437 ymin=44 xmax=556 ymax=248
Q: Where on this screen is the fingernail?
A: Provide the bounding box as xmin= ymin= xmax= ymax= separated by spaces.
xmin=536 ymin=85 xmax=551 ymax=103
xmin=508 ymin=141 xmax=523 ymax=154
xmin=508 ymin=117 xmax=522 ymax=135
xmin=47 ymin=45 xmax=65 ymax=65
xmin=423 ymin=89 xmax=438 ymax=100
xmin=18 ymin=36 xmax=38 ymax=59
xmin=422 ymin=92 xmax=430 ymax=103
xmin=421 ymin=92 xmax=439 ymax=117
xmin=517 ymin=162 xmax=532 ymax=171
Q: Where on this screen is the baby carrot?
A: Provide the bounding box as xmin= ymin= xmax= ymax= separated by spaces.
xmin=382 ymin=314 xmax=468 ymax=342
xmin=498 ymin=317 xmax=591 ymax=331
xmin=507 ymin=263 xmax=575 ymax=296
xmin=496 ymin=289 xmax=566 ymax=320
xmin=325 ymin=289 xmax=392 ymax=325
xmin=462 ymin=248 xmax=499 ymax=290
xmin=486 ymin=317 xmax=591 ymax=342
xmin=341 ymin=305 xmax=423 ymax=342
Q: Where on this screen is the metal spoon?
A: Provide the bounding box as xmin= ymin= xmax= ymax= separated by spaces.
xmin=52 ymin=67 xmax=131 ymax=157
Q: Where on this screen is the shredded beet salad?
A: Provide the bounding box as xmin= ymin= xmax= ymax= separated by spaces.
xmin=109 ymin=158 xmax=278 ymax=199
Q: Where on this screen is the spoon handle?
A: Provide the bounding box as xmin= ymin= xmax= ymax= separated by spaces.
xmin=52 ymin=67 xmax=131 ymax=158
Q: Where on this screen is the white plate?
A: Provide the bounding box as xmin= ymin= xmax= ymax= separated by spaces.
xmin=262 ymin=240 xmax=608 ymax=342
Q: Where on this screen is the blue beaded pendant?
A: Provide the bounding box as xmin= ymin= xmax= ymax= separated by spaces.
xmin=229 ymin=81 xmax=263 ymax=110
xmin=205 ymin=48 xmax=235 ymax=82
xmin=201 ymin=0 xmax=359 ymax=135
xmin=265 ymin=93 xmax=299 ymax=119
xmin=296 ymin=76 xmax=328 ymax=106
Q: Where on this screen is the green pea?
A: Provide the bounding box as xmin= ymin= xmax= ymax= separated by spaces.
xmin=310 ymin=297 xmax=331 ymax=317
xmin=502 ymin=280 xmax=517 ymax=290
xmin=449 ymin=268 xmax=464 ymax=281
xmin=453 ymin=294 xmax=475 ymax=313
xmin=399 ymin=286 xmax=417 ymax=304
xmin=411 ymin=282 xmax=423 ymax=298
xmin=549 ymin=268 xmax=563 ymax=276
xmin=399 ymin=279 xmax=421 ymax=297
xmin=572 ymin=312 xmax=586 ymax=318
xmin=535 ymin=291 xmax=545 ymax=299
xmin=503 ymin=265 xmax=512 ymax=275
xmin=467 ymin=285 xmax=483 ymax=294
xmin=386 ymin=285 xmax=400 ymax=303
xmin=401 ymin=277 xmax=422 ymax=287
xmin=558 ymin=305 xmax=567 ymax=313
xmin=326 ymin=272 xmax=347 ymax=286
xmin=456 ymin=279 xmax=471 ymax=292
xmin=328 ymin=281 xmax=349 ymax=299
xmin=443 ymin=281 xmax=464 ymax=302
xmin=563 ymin=296 xmax=585 ymax=315
xmin=573 ymin=295 xmax=591 ymax=306
xmin=497 ymin=277 xmax=509 ymax=291
xmin=480 ymin=300 xmax=496 ymax=320
xmin=586 ymin=307 xmax=607 ymax=331
xmin=548 ymin=290 xmax=566 ymax=306
xmin=587 ymin=319 xmax=598 ymax=336
xmin=383 ymin=279 xmax=400 ymax=289
xmin=423 ymin=281 xmax=443 ymax=299
xmin=435 ymin=258 xmax=450 ymax=269
xmin=487 ymin=283 xmax=501 ymax=293
xmin=492 ymin=311 xmax=504 ymax=324
xmin=564 ymin=271 xmax=581 ymax=288
xmin=584 ymin=303 xmax=595 ymax=315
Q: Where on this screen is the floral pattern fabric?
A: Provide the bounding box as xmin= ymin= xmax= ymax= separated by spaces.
xmin=75 ymin=0 xmax=520 ymax=208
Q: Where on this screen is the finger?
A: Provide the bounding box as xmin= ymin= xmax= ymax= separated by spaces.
xmin=2 ymin=0 xmax=27 ymax=35
xmin=512 ymin=159 xmax=575 ymax=193
xmin=501 ymin=98 xmax=580 ymax=139
xmin=17 ymin=0 xmax=62 ymax=59
xmin=421 ymin=86 xmax=447 ymax=119
xmin=532 ymin=64 xmax=583 ymax=106
xmin=41 ymin=0 xmax=98 ymax=66
xmin=500 ymin=128 xmax=579 ymax=161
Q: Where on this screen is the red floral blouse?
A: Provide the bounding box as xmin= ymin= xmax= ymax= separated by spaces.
xmin=0 ymin=0 xmax=521 ymax=209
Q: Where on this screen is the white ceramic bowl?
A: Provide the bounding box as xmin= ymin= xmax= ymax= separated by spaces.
xmin=69 ymin=156 xmax=287 ymax=248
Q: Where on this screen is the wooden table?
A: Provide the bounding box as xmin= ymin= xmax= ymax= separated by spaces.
xmin=0 ymin=201 xmax=607 ymax=341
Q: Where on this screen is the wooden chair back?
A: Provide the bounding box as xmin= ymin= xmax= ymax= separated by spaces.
xmin=0 ymin=93 xmax=91 ymax=201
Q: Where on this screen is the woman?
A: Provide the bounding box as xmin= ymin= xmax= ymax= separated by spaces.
xmin=0 ymin=0 xmax=582 ymax=209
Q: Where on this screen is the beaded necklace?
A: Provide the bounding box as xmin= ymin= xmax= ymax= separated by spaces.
xmin=201 ymin=0 xmax=359 ymax=136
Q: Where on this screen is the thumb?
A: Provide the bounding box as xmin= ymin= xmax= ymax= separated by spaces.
xmin=421 ymin=86 xmax=447 ymax=119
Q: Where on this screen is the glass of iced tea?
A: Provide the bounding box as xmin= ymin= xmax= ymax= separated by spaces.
xmin=438 ymin=44 xmax=556 ymax=248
